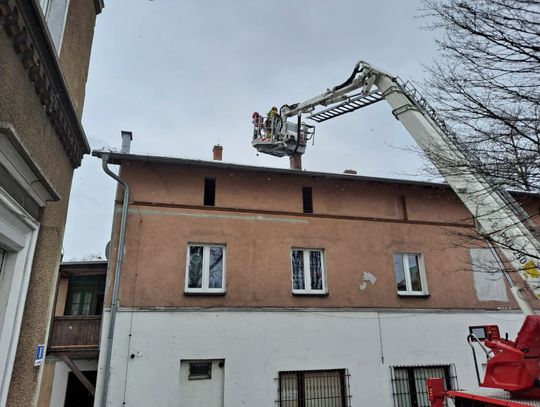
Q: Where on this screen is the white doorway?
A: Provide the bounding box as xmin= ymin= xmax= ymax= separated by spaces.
xmin=179 ymin=359 xmax=224 ymax=407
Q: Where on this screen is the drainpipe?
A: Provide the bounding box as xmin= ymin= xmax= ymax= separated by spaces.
xmin=99 ymin=152 xmax=130 ymax=406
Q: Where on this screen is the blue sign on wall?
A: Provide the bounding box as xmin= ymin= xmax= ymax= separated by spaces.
xmin=34 ymin=344 xmax=45 ymax=366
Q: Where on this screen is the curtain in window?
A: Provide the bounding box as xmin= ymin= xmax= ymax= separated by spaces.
xmin=393 ymin=368 xmax=412 ymax=407
xmin=292 ymin=250 xmax=305 ymax=290
xmin=70 ymin=292 xmax=81 ymax=315
xmin=309 ymin=251 xmax=323 ymax=290
xmin=279 ymin=373 xmax=298 ymax=407
xmin=304 ymin=371 xmax=342 ymax=407
xmin=188 ymin=246 xmax=203 ymax=288
xmin=208 ymin=247 xmax=223 ymax=288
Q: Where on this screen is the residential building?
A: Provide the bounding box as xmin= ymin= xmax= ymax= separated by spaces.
xmin=93 ymin=146 xmax=539 ymax=406
xmin=38 ymin=260 xmax=106 ymax=407
xmin=0 ymin=1 xmax=102 ymax=405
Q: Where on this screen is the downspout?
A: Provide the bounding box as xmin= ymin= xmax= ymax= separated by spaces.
xmin=99 ymin=153 xmax=130 ymax=406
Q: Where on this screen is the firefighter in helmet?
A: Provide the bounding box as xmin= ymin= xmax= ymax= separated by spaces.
xmin=265 ymin=106 xmax=281 ymax=140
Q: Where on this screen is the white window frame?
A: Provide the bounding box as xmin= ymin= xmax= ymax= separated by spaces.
xmin=38 ymin=0 xmax=71 ymax=54
xmin=0 ymin=190 xmax=39 ymax=407
xmin=184 ymin=244 xmax=226 ymax=294
xmin=291 ymin=248 xmax=327 ymax=295
xmin=393 ymin=252 xmax=429 ymax=296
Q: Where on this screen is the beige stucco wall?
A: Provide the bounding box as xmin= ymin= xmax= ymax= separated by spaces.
xmin=59 ymin=0 xmax=98 ymax=118
xmin=36 ymin=360 xmax=55 ymax=407
xmin=105 ymin=160 xmax=538 ymax=312
xmin=0 ymin=1 xmax=98 ymax=405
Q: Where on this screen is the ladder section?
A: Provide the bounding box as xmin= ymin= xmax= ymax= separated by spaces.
xmin=396 ymin=79 xmax=540 ymax=240
xmin=308 ymin=90 xmax=383 ymax=123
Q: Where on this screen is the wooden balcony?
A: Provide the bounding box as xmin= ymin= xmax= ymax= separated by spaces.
xmin=48 ymin=315 xmax=101 ymax=357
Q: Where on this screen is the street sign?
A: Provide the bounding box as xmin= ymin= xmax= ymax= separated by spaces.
xmin=34 ymin=344 xmax=45 ymax=366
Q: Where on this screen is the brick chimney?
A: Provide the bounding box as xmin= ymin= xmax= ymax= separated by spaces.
xmin=290 ymin=153 xmax=302 ymax=170
xmin=343 ymin=169 xmax=357 ymax=175
xmin=213 ymin=145 xmax=223 ymax=161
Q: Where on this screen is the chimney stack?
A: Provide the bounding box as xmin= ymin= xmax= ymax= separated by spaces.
xmin=213 ymin=144 xmax=223 ymax=161
xmin=290 ymin=153 xmax=302 ymax=170
xmin=121 ymin=130 xmax=132 ymax=154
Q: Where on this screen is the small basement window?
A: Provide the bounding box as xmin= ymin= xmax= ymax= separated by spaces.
xmin=204 ymin=177 xmax=216 ymax=206
xmin=302 ymin=187 xmax=313 ymax=213
xmin=189 ymin=361 xmax=212 ymax=380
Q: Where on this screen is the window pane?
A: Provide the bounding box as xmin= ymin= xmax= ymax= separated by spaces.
xmin=0 ymin=248 xmax=6 ymax=277
xmin=188 ymin=246 xmax=204 ymax=288
xmin=208 ymin=247 xmax=223 ymax=289
xmin=279 ymin=373 xmax=298 ymax=407
xmin=393 ymin=368 xmax=412 ymax=407
xmin=292 ymin=250 xmax=305 ymax=290
xmin=189 ymin=361 xmax=212 ymax=380
xmin=305 ymin=371 xmax=342 ymax=407
xmin=394 ymin=254 xmax=407 ymax=292
xmin=81 ymin=292 xmax=93 ymax=315
xmin=70 ymin=292 xmax=81 ymax=315
xmin=309 ymin=251 xmax=323 ymax=290
xmin=408 ymin=254 xmax=422 ymax=292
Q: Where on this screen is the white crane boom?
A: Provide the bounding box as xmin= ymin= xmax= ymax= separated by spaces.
xmin=257 ymin=61 xmax=540 ymax=314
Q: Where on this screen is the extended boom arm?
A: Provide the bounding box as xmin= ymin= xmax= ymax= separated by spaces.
xmin=261 ymin=61 xmax=540 ymax=314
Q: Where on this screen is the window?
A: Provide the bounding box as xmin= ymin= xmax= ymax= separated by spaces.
xmin=189 ymin=361 xmax=212 ymax=380
xmin=291 ymin=249 xmax=326 ymax=294
xmin=38 ymin=0 xmax=70 ymax=53
xmin=0 ymin=248 xmax=6 ymax=277
xmin=278 ymin=369 xmax=350 ymax=407
xmin=391 ymin=365 xmax=457 ymax=407
xmin=65 ymin=275 xmax=106 ymax=316
xmin=302 ymin=187 xmax=313 ymax=213
xmin=393 ymin=253 xmax=428 ymax=296
xmin=185 ymin=244 xmax=226 ymax=293
xmin=204 ymin=177 xmax=216 ymax=206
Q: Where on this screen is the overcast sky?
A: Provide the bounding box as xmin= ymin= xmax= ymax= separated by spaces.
xmin=63 ymin=0 xmax=440 ymax=260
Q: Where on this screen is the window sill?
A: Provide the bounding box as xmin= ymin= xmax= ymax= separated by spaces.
xmin=397 ymin=292 xmax=430 ymax=298
xmin=293 ymin=292 xmax=329 ymax=297
xmin=184 ymin=291 xmax=226 ymax=297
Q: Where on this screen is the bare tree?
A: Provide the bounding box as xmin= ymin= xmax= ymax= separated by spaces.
xmin=421 ymin=0 xmax=540 ymax=192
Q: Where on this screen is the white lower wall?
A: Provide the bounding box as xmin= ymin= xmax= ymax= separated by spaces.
xmin=95 ymin=309 xmax=525 ymax=407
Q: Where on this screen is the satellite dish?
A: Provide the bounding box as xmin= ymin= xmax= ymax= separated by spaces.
xmin=105 ymin=241 xmax=111 ymax=260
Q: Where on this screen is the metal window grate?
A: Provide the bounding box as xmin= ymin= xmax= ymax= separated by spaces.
xmin=189 ymin=361 xmax=212 ymax=380
xmin=390 ymin=364 xmax=458 ymax=407
xmin=276 ymin=369 xmax=351 ymax=406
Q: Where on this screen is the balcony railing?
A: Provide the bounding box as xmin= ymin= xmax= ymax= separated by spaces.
xmin=48 ymin=315 xmax=102 ymax=355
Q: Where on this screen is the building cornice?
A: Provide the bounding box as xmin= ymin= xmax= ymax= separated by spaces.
xmin=94 ymin=0 xmax=104 ymax=14
xmin=0 ymin=0 xmax=91 ymax=168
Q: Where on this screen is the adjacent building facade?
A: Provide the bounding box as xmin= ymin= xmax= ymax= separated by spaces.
xmin=93 ymin=149 xmax=539 ymax=406
xmin=38 ymin=260 xmax=106 ymax=407
xmin=0 ymin=1 xmax=102 ymax=405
